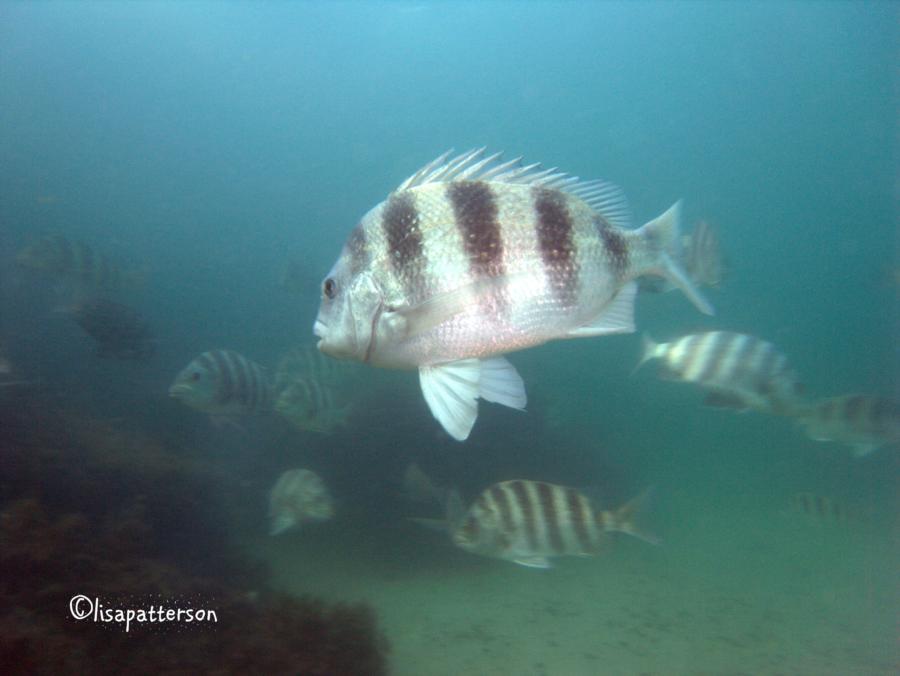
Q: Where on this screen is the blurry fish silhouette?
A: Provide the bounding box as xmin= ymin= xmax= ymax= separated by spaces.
xmin=401 ymin=462 xmax=448 ymax=505
xmin=16 ymin=233 xmax=144 ymax=292
xmin=169 ymin=349 xmax=273 ymax=419
xmin=268 ymin=469 xmax=335 ymax=535
xmin=313 ymin=148 xmax=712 ymax=441
xmin=636 ymin=331 xmax=806 ymax=415
xmin=639 ymin=219 xmax=726 ymax=293
xmin=423 ymin=480 xmax=657 ymax=569
xmin=786 ymin=492 xmax=865 ymax=526
xmin=68 ymin=297 xmax=156 ymax=360
xmin=273 ymin=345 xmax=356 ymax=434
xmin=797 ymin=394 xmax=900 ymax=457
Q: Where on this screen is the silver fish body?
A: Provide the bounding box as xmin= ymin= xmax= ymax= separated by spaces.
xmin=798 ymin=394 xmax=900 ymax=457
xmin=169 ymin=349 xmax=272 ymax=416
xmin=449 ymin=480 xmax=656 ymax=569
xmin=314 ymin=149 xmax=711 ymax=440
xmin=268 ymin=468 xmax=334 ymax=535
xmin=639 ymin=331 xmax=805 ymax=415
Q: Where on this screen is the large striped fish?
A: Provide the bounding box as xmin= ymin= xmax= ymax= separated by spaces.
xmin=637 ymin=331 xmax=805 ymax=415
xmin=314 ymin=149 xmax=712 ymax=440
xmin=447 ymin=480 xmax=657 ymax=569
xmin=798 ymin=394 xmax=900 ymax=457
xmin=169 ymin=349 xmax=272 ymax=417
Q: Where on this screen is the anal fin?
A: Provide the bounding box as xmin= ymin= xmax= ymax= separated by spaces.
xmin=512 ymin=556 xmax=552 ymax=569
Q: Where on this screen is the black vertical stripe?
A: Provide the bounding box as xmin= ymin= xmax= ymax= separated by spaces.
xmin=448 ymin=181 xmax=504 ymax=279
xmin=210 ymin=350 xmax=235 ymax=404
xmin=509 ymin=480 xmax=537 ymax=551
xmin=565 ymin=488 xmax=592 ymax=553
xmin=383 ymin=192 xmax=423 ymax=282
xmin=696 ymin=332 xmax=734 ymax=383
xmin=845 ymin=395 xmax=865 ymax=424
xmin=675 ymin=333 xmax=705 ymax=379
xmin=346 ymin=224 xmax=369 ymax=276
xmin=231 ymin=352 xmax=251 ymax=408
xmin=724 ymin=333 xmax=758 ymax=382
xmin=490 ymin=485 xmax=515 ymax=534
xmin=534 ymin=187 xmax=578 ymax=305
xmin=594 ymin=213 xmax=629 ymax=277
xmin=537 ymin=483 xmax=565 ymax=553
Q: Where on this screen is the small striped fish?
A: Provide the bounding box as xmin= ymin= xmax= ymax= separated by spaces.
xmin=798 ymin=394 xmax=900 ymax=457
xmin=16 ymin=233 xmax=143 ymax=291
xmin=314 ymin=149 xmax=712 ymax=441
xmin=448 ymin=480 xmax=657 ymax=569
xmin=788 ymin=492 xmax=862 ymax=525
xmin=269 ymin=468 xmax=334 ymax=535
xmin=637 ymin=331 xmax=805 ymax=415
xmin=639 ymin=219 xmax=725 ymax=294
xmin=169 ymin=349 xmax=272 ymax=416
xmin=273 ymin=345 xmax=356 ymax=433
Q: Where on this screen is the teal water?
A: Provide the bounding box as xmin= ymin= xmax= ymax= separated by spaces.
xmin=1 ymin=2 xmax=896 ymax=674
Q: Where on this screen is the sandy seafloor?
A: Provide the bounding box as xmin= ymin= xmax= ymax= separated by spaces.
xmin=250 ymin=489 xmax=896 ymax=676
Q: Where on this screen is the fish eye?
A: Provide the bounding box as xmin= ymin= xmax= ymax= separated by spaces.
xmin=323 ymin=277 xmax=337 ymax=299
xmin=190 ymin=371 xmax=201 ymax=382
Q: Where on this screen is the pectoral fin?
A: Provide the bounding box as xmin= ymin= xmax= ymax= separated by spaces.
xmin=512 ymin=556 xmax=552 ymax=569
xmin=419 ymin=357 xmax=527 ymax=441
xmin=419 ymin=360 xmax=481 ymax=441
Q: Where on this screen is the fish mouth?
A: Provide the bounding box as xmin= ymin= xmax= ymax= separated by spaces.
xmin=168 ymin=385 xmax=188 ymax=398
xmin=313 ymin=319 xmax=327 ymax=339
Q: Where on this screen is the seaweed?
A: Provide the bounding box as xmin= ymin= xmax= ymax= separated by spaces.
xmin=0 ymin=396 xmax=389 ymax=675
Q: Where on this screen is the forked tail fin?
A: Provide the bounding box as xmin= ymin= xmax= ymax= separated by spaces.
xmin=605 ymin=487 xmax=661 ymax=545
xmin=638 ymin=201 xmax=714 ymax=316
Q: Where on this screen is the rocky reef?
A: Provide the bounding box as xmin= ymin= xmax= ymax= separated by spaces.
xmin=0 ymin=394 xmax=389 ymax=675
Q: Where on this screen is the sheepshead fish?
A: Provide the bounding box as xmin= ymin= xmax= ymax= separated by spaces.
xmin=16 ymin=233 xmax=143 ymax=292
xmin=169 ymin=349 xmax=272 ymax=417
xmin=798 ymin=394 xmax=900 ymax=457
xmin=268 ymin=469 xmax=334 ymax=535
xmin=314 ymin=149 xmax=712 ymax=440
xmin=637 ymin=331 xmax=806 ymax=415
xmin=447 ymin=480 xmax=657 ymax=569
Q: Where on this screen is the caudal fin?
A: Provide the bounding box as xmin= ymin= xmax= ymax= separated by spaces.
xmin=638 ymin=201 xmax=714 ymax=315
xmin=605 ymin=488 xmax=661 ymax=545
xmin=630 ymin=334 xmax=659 ymax=377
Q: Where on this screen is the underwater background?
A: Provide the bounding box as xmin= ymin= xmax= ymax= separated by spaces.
xmin=0 ymin=2 xmax=896 ymax=674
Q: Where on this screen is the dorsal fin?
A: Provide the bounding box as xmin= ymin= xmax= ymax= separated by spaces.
xmin=394 ymin=149 xmax=633 ymax=229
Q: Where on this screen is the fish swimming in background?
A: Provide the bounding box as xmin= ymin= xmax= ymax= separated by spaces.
xmin=401 ymin=462 xmax=449 ymax=505
xmin=445 ymin=480 xmax=657 ymax=569
xmin=268 ymin=468 xmax=335 ymax=535
xmin=639 ymin=219 xmax=726 ymax=293
xmin=273 ymin=345 xmax=356 ymax=434
xmin=787 ymin=492 xmax=864 ymax=525
xmin=16 ymin=233 xmax=144 ymax=292
xmin=796 ymin=394 xmax=900 ymax=457
xmin=636 ymin=331 xmax=806 ymax=415
xmin=169 ymin=349 xmax=272 ymax=417
xmin=314 ymin=149 xmax=712 ymax=440
xmin=69 ymin=296 xmax=156 ymax=360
